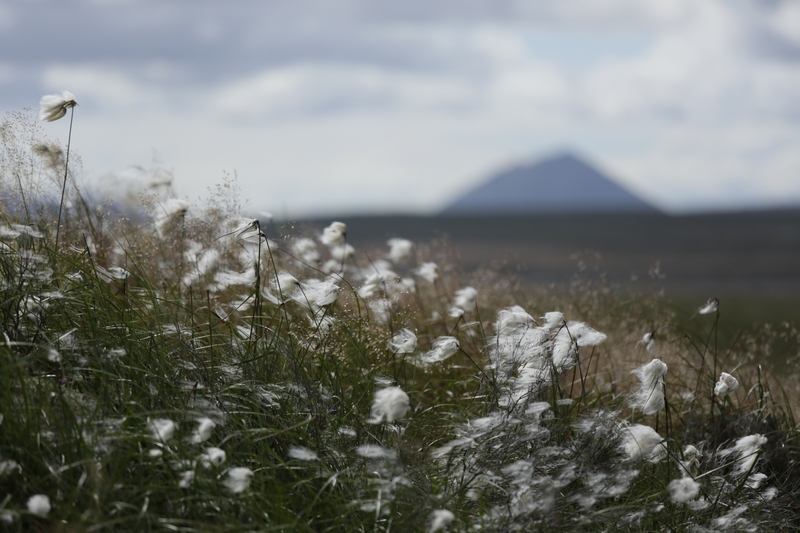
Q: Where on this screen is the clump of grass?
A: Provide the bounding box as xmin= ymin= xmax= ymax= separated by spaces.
xmin=0 ymin=109 xmax=799 ymax=532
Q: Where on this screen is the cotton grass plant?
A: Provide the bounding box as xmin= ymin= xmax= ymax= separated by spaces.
xmin=0 ymin=108 xmax=799 ymax=531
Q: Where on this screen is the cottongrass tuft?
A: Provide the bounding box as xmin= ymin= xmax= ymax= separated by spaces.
xmin=452 ymin=286 xmax=478 ymax=312
xmin=191 ymin=417 xmax=216 ymax=444
xmin=621 ymin=424 xmax=665 ymax=461
xmin=388 ymin=328 xmax=417 ymax=354
xmin=199 ymin=447 xmax=226 ymax=468
xmin=638 ymin=331 xmax=656 ymax=351
xmin=26 ymin=494 xmax=50 ymax=517
xmin=39 ymin=91 xmax=77 ymax=122
xmin=387 ymin=238 xmax=413 ymax=264
xmin=418 ymin=336 xmax=460 ymax=365
xmin=714 ymin=372 xmax=739 ymax=398
xmin=320 ymin=221 xmax=347 ymax=247
xmin=429 ymin=509 xmax=455 ymax=532
xmin=149 ymin=418 xmax=176 ymax=443
xmin=224 ymin=467 xmax=254 ymax=494
xmin=178 ymin=470 xmax=195 ymax=488
xmin=288 ymin=446 xmax=319 ymax=461
xmin=356 ymin=445 xmax=397 ymax=460
xmin=368 ymin=386 xmax=411 ymax=424
xmin=414 ymin=262 xmax=438 ymax=283
xmin=698 ymin=297 xmax=719 ymax=315
xmin=631 ymin=359 xmax=668 ymax=415
xmin=668 ymin=477 xmax=700 ymax=503
xmin=720 ymin=434 xmax=768 ymax=476
xmin=495 ymin=305 xmax=535 ymax=334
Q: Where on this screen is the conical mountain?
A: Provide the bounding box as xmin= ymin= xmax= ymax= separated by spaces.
xmin=441 ymin=153 xmax=659 ymax=215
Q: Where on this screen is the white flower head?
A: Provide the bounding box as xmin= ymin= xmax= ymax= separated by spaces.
xmin=199 ymin=447 xmax=227 ymax=468
xmin=388 ymin=328 xmax=417 ymax=354
xmin=631 ymin=359 xmax=668 ymax=415
xmin=418 ymin=336 xmax=460 ymax=365
xmin=495 ymin=305 xmax=535 ymax=334
xmin=368 ymin=386 xmax=411 ymax=424
xmin=448 ymin=306 xmax=465 ymax=318
xmin=272 ymin=271 xmax=300 ymax=296
xmin=0 ymin=459 xmax=20 ymax=476
xmin=387 ymin=238 xmax=414 ymax=264
xmin=191 ymin=417 xmax=216 ymax=444
xmin=320 ymin=221 xmax=347 ymax=247
xmin=27 ymin=495 xmax=51 ymax=517
xmin=414 ymin=262 xmax=438 ymax=283
xmin=542 ymin=311 xmax=565 ymax=329
xmin=292 ymin=279 xmax=339 ymax=310
xmin=668 ymin=477 xmax=700 ymax=503
xmin=149 ymin=418 xmax=176 ymax=443
xmin=329 ymin=243 xmax=355 ymax=263
xmin=355 ymin=444 xmax=397 ymax=460
xmin=698 ymin=298 xmax=719 ymax=315
xmin=359 ymin=269 xmax=398 ymax=299
xmin=746 ymin=472 xmax=768 ymax=489
xmin=178 ymin=470 xmax=195 ymax=488
xmin=291 ymin=237 xmax=320 ymax=265
xmin=719 ymin=434 xmax=767 ymax=476
xmin=680 ymin=444 xmax=701 ymax=477
xmin=429 ymin=509 xmax=455 ymax=532
xmin=621 ymin=424 xmax=664 ymax=461
xmin=39 ymin=91 xmax=77 ymax=122
xmin=288 ymin=446 xmax=319 ymax=461
xmin=714 ymin=372 xmax=739 ymax=398
xmin=551 ymin=321 xmax=606 ymax=370
xmin=224 ymin=467 xmax=254 ymax=493
xmin=639 ymin=331 xmax=656 ymax=351
xmin=453 ymin=286 xmax=477 ymax=312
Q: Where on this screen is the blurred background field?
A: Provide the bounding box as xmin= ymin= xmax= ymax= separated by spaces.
xmin=288 ymin=211 xmax=800 ymax=361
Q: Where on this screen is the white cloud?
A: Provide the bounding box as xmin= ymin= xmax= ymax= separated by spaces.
xmin=212 ymin=63 xmax=479 ymax=118
xmin=42 ymin=64 xmax=155 ymax=107
xmin=11 ymin=0 xmax=800 ymax=216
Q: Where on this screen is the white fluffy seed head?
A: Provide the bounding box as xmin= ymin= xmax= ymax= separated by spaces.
xmin=149 ymin=418 xmax=176 ymax=442
xmin=288 ymin=446 xmax=319 ymax=461
xmin=387 ymin=238 xmax=414 ymax=264
xmin=418 ymin=336 xmax=460 ymax=365
xmin=388 ymin=328 xmax=417 ymax=354
xmin=631 ymin=359 xmax=668 ymax=415
xmin=429 ymin=509 xmax=455 ymax=532
xmin=541 ymin=311 xmax=565 ymax=329
xmin=199 ymin=447 xmax=227 ymax=468
xmin=224 ymin=467 xmax=254 ymax=493
xmin=668 ymin=477 xmax=700 ymax=503
xmin=26 ymin=494 xmax=50 ymax=517
xmin=320 ymin=221 xmax=347 ymax=247
xmin=414 ymin=262 xmax=439 ymax=283
xmin=621 ymin=424 xmax=664 ymax=461
xmin=191 ymin=417 xmax=216 ymax=444
xmin=721 ymin=434 xmax=767 ymax=475
xmin=453 ymin=286 xmax=478 ymax=312
xmin=495 ymin=305 xmax=535 ymax=334
xmin=714 ymin=372 xmax=739 ymax=398
xmin=368 ymin=386 xmax=411 ymax=424
xmin=698 ymin=297 xmax=719 ymax=315
xmin=178 ymin=470 xmax=195 ymax=488
xmin=39 ymin=91 xmax=77 ymax=122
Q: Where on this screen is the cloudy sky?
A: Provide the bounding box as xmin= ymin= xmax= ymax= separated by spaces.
xmin=2 ymin=0 xmax=800 ymax=217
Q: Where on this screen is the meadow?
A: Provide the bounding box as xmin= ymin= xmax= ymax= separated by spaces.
xmin=1 ymin=107 xmax=799 ymax=531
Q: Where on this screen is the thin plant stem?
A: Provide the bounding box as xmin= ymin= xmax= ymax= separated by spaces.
xmin=55 ymin=106 xmax=75 ymax=252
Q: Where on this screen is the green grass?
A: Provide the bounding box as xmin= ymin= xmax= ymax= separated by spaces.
xmin=1 ymin=109 xmax=800 ymax=531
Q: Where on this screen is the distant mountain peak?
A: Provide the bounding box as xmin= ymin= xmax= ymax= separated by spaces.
xmin=442 ymin=152 xmax=659 ymax=215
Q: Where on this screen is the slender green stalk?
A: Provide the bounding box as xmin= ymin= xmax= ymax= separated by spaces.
xmin=55 ymin=106 xmax=75 ymax=252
